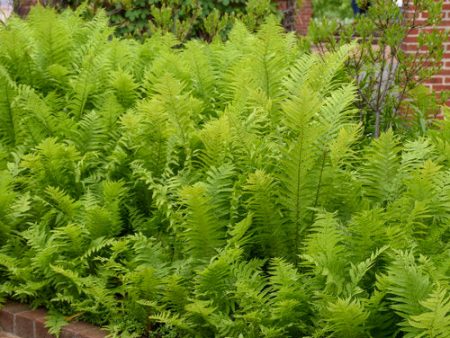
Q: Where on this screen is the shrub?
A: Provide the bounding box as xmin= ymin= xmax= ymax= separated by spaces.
xmin=0 ymin=7 xmax=449 ymax=337
xmin=312 ymin=0 xmax=352 ymax=19
xmin=32 ymin=0 xmax=278 ymax=41
xmin=308 ymin=0 xmax=449 ymax=137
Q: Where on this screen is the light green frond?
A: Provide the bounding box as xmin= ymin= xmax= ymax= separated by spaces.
xmin=152 ymin=74 xmax=201 ymax=147
xmin=179 ymin=183 xmax=225 ymax=260
xmin=27 ymin=7 xmax=74 ymax=76
xmin=0 ymin=66 xmax=19 ymax=147
xmin=406 ymin=285 xmax=450 ymax=338
xmin=205 ymin=164 xmax=236 ymax=220
xmin=325 ymin=298 xmax=369 ymax=338
xmin=194 ymin=248 xmax=240 ymax=313
xmin=268 ymin=258 xmax=307 ymax=329
xmin=196 ymin=115 xmax=233 ymax=169
xmin=13 ymin=85 xmax=57 ymax=147
xmin=149 ymin=311 xmax=194 ymax=332
xmin=183 ymin=41 xmax=216 ymax=110
xmin=244 ymin=170 xmax=286 ymax=257
xmin=110 ymin=69 xmax=138 ymax=109
xmin=360 ymin=130 xmax=402 ymax=203
xmin=302 ymin=211 xmax=348 ymax=296
xmin=379 ymin=250 xmax=433 ymax=321
xmin=44 ymin=186 xmax=80 ymax=220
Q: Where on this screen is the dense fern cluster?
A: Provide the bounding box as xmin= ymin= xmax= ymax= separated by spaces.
xmin=0 ymin=7 xmax=449 ymax=337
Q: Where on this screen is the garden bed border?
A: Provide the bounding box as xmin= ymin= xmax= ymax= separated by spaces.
xmin=0 ymin=303 xmax=107 ymax=338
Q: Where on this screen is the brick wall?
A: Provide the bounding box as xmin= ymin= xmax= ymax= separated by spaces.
xmin=275 ymin=0 xmax=313 ymax=35
xmin=14 ymin=0 xmax=38 ymax=17
xmin=402 ymin=0 xmax=450 ymax=104
xmin=0 ymin=303 xmax=107 ymax=338
xmin=296 ymin=0 xmax=313 ymax=35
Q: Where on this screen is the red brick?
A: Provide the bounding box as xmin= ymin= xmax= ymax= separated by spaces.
xmin=404 ymin=36 xmax=419 ymax=43
xmin=0 ymin=303 xmax=110 ymax=338
xmin=61 ymin=322 xmax=96 ymax=338
xmin=0 ymin=333 xmax=20 ymax=338
xmin=74 ymin=327 xmax=107 ymax=338
xmin=0 ymin=303 xmax=30 ymax=334
xmin=34 ymin=315 xmax=56 ymax=338
xmin=1 ymin=304 xmax=30 ymax=315
xmin=62 ymin=322 xmax=109 ymax=338
xmin=0 ymin=311 xmax=14 ymax=333
xmin=429 ymin=77 xmax=444 ymax=84
xmin=429 ymin=84 xmax=450 ymax=91
xmin=437 ymin=70 xmax=450 ymax=76
xmin=14 ymin=312 xmax=36 ymax=338
xmin=297 ymin=0 xmax=313 ymax=35
xmin=16 ymin=309 xmax=50 ymax=338
xmin=276 ymin=0 xmax=288 ymax=11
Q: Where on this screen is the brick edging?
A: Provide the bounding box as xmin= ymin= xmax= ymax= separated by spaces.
xmin=0 ymin=303 xmax=107 ymax=338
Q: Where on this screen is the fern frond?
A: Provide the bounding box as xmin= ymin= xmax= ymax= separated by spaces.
xmin=44 ymin=186 xmax=80 ymax=220
xmin=27 ymin=6 xmax=74 ymax=80
xmin=152 ymin=74 xmax=201 ymax=146
xmin=20 ymin=138 xmax=81 ymax=194
xmin=51 ymin=223 xmax=88 ymax=259
xmin=44 ymin=310 xmax=68 ymax=337
xmin=378 ymin=250 xmax=433 ymax=321
xmin=183 ymin=41 xmax=216 ymax=111
xmin=121 ymin=100 xmax=171 ymax=178
xmin=68 ymin=46 xmax=112 ymax=120
xmin=179 ymin=183 xmax=225 ymax=260
xmin=405 ymin=285 xmax=450 ymax=338
xmin=204 ymin=164 xmax=236 ymax=221
xmin=268 ymin=258 xmax=308 ymax=335
xmin=0 ymin=18 xmax=35 ymax=85
xmin=194 ymin=248 xmax=240 ymax=313
xmin=195 ymin=115 xmax=233 ymax=169
xmin=401 ymin=138 xmax=437 ymax=172
xmin=284 ymin=44 xmax=355 ymax=97
xmin=149 ymin=310 xmax=194 ymax=332
xmin=251 ymin=19 xmax=289 ymax=103
xmin=84 ymin=206 xmax=122 ymax=239
xmin=325 ymin=298 xmax=369 ymax=338
xmin=70 ymin=111 xmax=106 ymax=156
xmin=244 ymin=170 xmax=285 ymax=257
xmin=329 ymin=124 xmax=361 ymax=168
xmin=346 ymin=209 xmax=391 ymax=261
xmin=317 ymin=83 xmax=357 ymax=141
xmin=360 ymin=130 xmax=401 ymax=204
xmin=226 ymin=214 xmax=253 ymax=249
xmin=0 ymin=171 xmax=17 ymax=243
xmin=110 ymin=69 xmax=138 ymax=109
xmin=0 ymin=66 xmax=19 ymax=147
xmin=13 ymin=85 xmax=57 ymax=147
xmin=232 ymin=258 xmax=269 ymax=316
xmin=302 ymin=211 xmax=347 ymax=296
xmin=277 ymin=116 xmax=322 ymax=251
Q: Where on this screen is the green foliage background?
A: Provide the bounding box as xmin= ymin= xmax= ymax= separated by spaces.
xmin=46 ymin=0 xmax=276 ymax=40
xmin=308 ymin=0 xmax=448 ymax=137
xmin=0 ymin=6 xmax=449 ymax=338
xmin=312 ymin=0 xmax=352 ymax=19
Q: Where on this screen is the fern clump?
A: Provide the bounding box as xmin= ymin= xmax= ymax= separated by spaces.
xmin=0 ymin=6 xmax=449 ymax=337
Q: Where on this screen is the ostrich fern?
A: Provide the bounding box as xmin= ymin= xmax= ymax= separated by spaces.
xmin=0 ymin=6 xmax=449 ymax=337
